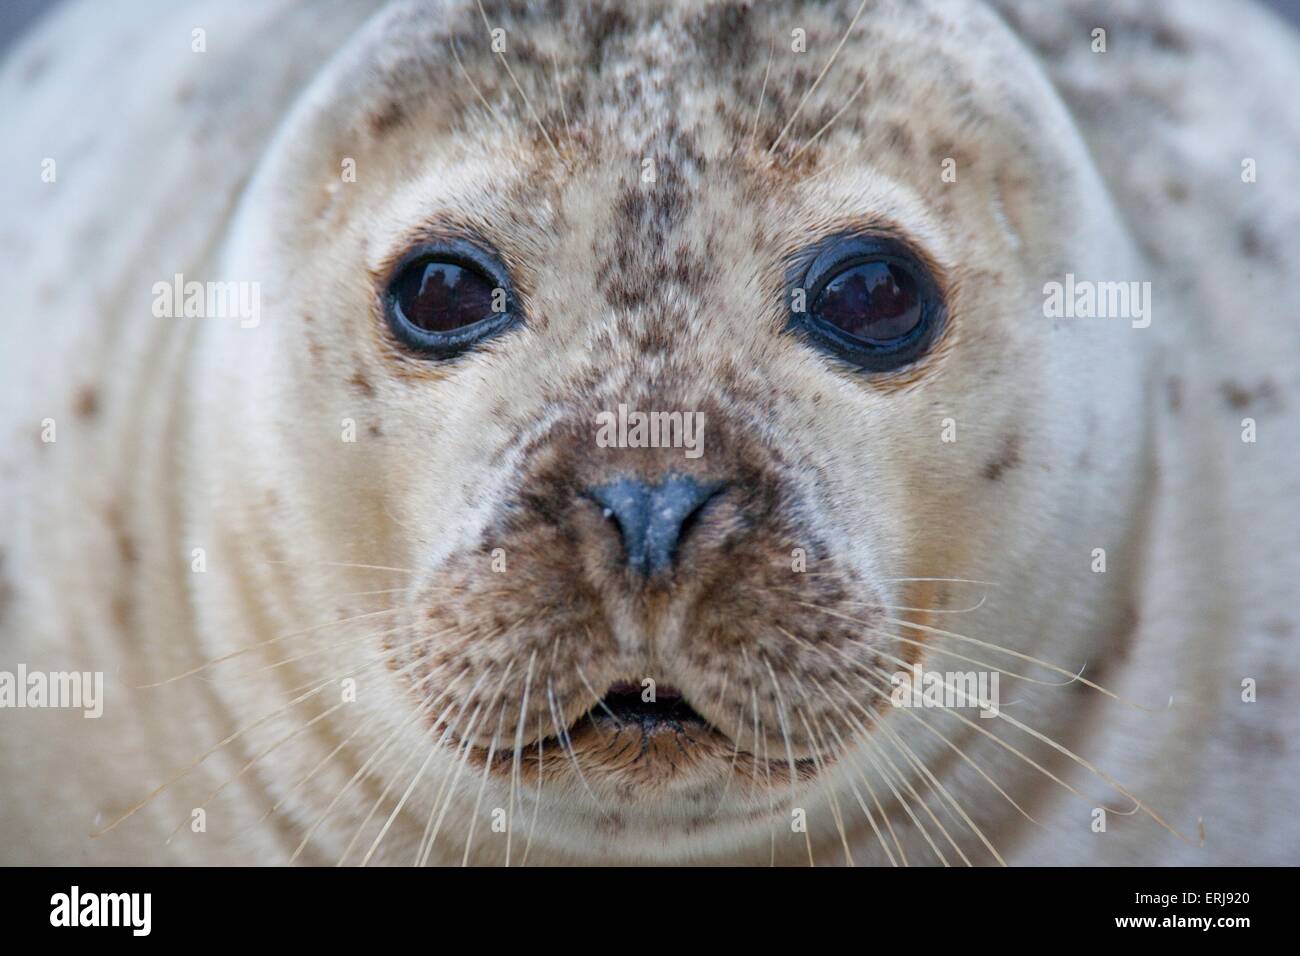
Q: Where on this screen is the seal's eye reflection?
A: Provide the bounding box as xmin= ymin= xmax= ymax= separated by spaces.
xmin=394 ymin=261 xmax=495 ymax=332
xmin=792 ymin=237 xmax=944 ymax=373
xmin=815 ymin=261 xmax=921 ymax=343
xmin=384 ymin=243 xmax=516 ymax=358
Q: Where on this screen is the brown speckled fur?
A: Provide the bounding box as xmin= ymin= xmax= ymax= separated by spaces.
xmin=2 ymin=0 xmax=1297 ymax=866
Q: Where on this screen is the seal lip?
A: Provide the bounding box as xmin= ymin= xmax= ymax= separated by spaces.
xmin=786 ymin=231 xmax=946 ymax=374
xmin=382 ymin=237 xmax=522 ymax=359
xmin=436 ymin=678 xmax=831 ymax=787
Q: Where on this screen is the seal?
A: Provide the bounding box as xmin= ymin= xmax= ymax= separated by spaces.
xmin=1 ymin=0 xmax=1297 ymax=865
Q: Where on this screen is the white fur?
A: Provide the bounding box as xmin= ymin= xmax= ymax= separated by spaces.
xmin=1 ymin=0 xmax=1296 ymax=865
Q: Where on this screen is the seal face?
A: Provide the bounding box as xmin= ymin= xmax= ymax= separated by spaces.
xmin=3 ymin=0 xmax=1298 ymax=866
xmin=199 ymin=0 xmax=1153 ymax=862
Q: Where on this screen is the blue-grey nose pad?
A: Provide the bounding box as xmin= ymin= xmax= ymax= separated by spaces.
xmin=589 ymin=475 xmax=722 ymax=575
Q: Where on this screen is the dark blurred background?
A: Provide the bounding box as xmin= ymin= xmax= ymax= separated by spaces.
xmin=3 ymin=0 xmax=1300 ymax=57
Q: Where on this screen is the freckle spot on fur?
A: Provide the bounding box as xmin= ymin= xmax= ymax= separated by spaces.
xmin=1232 ymin=719 xmax=1285 ymax=757
xmin=22 ymin=50 xmax=50 ymax=85
xmin=1077 ymin=604 xmax=1139 ymax=690
xmin=1237 ymin=222 xmax=1268 ymax=260
xmin=1166 ymin=376 xmax=1183 ymax=413
xmin=1262 ymin=618 xmax=1293 ymax=639
xmin=1152 ymin=22 xmax=1190 ymax=53
xmin=77 ymin=219 xmax=107 ymax=248
xmin=0 ymin=550 xmax=11 ymax=625
xmin=882 ymin=120 xmax=914 ymax=159
xmin=1220 ymin=378 xmax=1280 ymax=412
xmin=367 ymin=99 xmax=406 ymax=137
xmin=982 ymin=433 xmax=1022 ymax=482
xmin=104 ymin=504 xmax=138 ymax=565
xmin=112 ymin=593 xmax=131 ymax=630
xmin=75 ymin=386 xmax=100 ymax=419
xmin=368 ymin=423 xmax=382 ymax=438
xmin=349 ymin=370 xmax=375 ymax=397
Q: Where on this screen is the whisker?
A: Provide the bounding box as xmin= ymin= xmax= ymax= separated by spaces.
xmin=747 ymin=38 xmax=775 ymax=153
xmin=867 ymin=650 xmax=1143 ymax=816
xmin=794 ymin=573 xmax=997 ymax=587
xmin=576 ymin=661 xmax=619 ymax=724
xmin=794 ymin=601 xmax=1094 ymax=687
xmin=462 ymin=698 xmax=509 ymax=866
xmin=791 ymin=703 xmax=855 ymax=865
xmin=348 ymin=665 xmax=494 ymax=867
xmin=861 ymin=733 xmax=948 ymax=865
xmin=875 ymin=732 xmax=961 ymax=864
xmin=241 ymin=620 xmax=455 ymax=679
xmin=874 ymin=651 xmax=1198 ymax=844
xmin=505 ymin=650 xmax=537 ymax=867
xmin=878 ymin=614 xmax=1166 ymax=711
xmin=757 ymin=651 xmax=812 ymax=865
xmin=354 ymin=691 xmax=469 ymax=867
xmin=767 ymin=0 xmax=871 ymax=155
xmin=291 ymin=669 xmax=483 ymax=865
xmin=251 ymin=655 xmax=439 ymax=832
xmin=358 ymin=726 xmax=444 ymax=867
xmin=474 ymin=0 xmax=564 ymax=162
xmin=550 ymin=48 xmax=572 ymax=144
xmin=748 ymin=582 xmax=987 ymax=615
xmin=342 ymin=689 xmax=463 ymax=867
xmin=259 ymin=560 xmax=416 ymax=574
xmin=137 ymin=606 xmax=418 ymax=688
xmin=875 ymin=716 xmax=990 ymax=865
xmin=94 ymin=677 xmax=344 ymax=837
xmin=418 ymin=698 xmax=490 ymax=866
xmin=814 ymin=711 xmax=898 ymax=866
xmin=799 ymin=625 xmax=1144 ymax=818
xmin=450 ymin=37 xmax=509 ymax=134
xmin=822 ymin=671 xmax=1040 ymax=829
xmin=335 ymin=587 xmax=412 ymax=599
xmin=257 ymin=710 xmax=381 ymax=828
xmin=785 ymin=666 xmax=892 ymax=863
xmin=166 ymin=700 xmax=349 ymax=846
xmin=520 ymin=713 xmax=545 ymax=867
xmin=545 ymin=678 xmax=608 ymax=817
xmin=710 ymin=696 xmax=749 ymax=818
xmin=756 ymin=696 xmax=776 ymax=867
xmin=414 ymin=658 xmax=514 ymax=866
xmin=459 ymin=663 xmax=518 ymax=866
xmin=786 ymin=74 xmax=868 ymax=165
xmin=787 ymin=648 xmax=961 ymax=865
xmin=773 ymin=622 xmax=1040 ymax=833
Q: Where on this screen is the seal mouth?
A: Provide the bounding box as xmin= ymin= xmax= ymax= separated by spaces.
xmin=443 ymin=679 xmax=826 ymax=791
xmin=590 ymin=681 xmax=706 ymax=731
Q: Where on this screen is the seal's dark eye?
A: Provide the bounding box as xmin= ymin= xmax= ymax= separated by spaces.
xmin=790 ymin=235 xmax=944 ymax=372
xmin=384 ymin=240 xmax=517 ymax=358
xmin=816 ymin=261 xmax=921 ymax=342
xmin=394 ymin=261 xmax=495 ymax=332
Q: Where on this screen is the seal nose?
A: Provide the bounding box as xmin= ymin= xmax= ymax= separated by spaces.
xmin=589 ymin=475 xmax=722 ymax=576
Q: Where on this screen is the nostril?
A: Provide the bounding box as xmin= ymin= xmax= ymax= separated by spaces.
xmin=588 ymin=480 xmax=650 ymax=566
xmin=673 ymin=487 xmax=714 ymax=550
xmin=588 ymin=475 xmax=723 ymax=576
xmin=643 ymin=475 xmax=722 ymax=571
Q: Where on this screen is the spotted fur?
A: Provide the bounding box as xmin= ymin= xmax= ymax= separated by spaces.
xmin=1 ymin=0 xmax=1297 ymax=865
